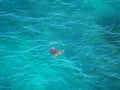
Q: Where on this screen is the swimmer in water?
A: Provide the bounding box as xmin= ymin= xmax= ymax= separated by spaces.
xmin=50 ymin=47 xmax=64 ymax=57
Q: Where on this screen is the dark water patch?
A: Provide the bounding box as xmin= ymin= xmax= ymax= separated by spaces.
xmin=96 ymin=11 xmax=120 ymax=47
xmin=103 ymin=0 xmax=120 ymax=10
xmin=0 ymin=77 xmax=12 ymax=90
xmin=91 ymin=56 xmax=120 ymax=89
xmin=0 ymin=0 xmax=52 ymax=18
xmin=0 ymin=15 xmax=22 ymax=33
xmin=103 ymin=25 xmax=120 ymax=47
xmin=0 ymin=0 xmax=31 ymax=14
xmin=94 ymin=44 xmax=120 ymax=60
xmin=93 ymin=73 xmax=120 ymax=90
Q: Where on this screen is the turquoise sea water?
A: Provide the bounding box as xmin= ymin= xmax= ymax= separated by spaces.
xmin=0 ymin=0 xmax=120 ymax=90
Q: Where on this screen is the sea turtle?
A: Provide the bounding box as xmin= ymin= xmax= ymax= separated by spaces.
xmin=50 ymin=47 xmax=64 ymax=57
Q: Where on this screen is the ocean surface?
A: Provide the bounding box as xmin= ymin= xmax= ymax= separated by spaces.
xmin=0 ymin=0 xmax=120 ymax=90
